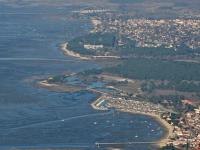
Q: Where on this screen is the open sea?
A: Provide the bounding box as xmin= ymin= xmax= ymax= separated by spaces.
xmin=0 ymin=1 xmax=165 ymax=150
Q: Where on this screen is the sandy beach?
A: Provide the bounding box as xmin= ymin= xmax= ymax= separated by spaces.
xmin=119 ymin=109 xmax=173 ymax=148
xmin=38 ymin=80 xmax=82 ymax=92
xmin=61 ymin=41 xmax=174 ymax=148
xmin=61 ymin=43 xmax=91 ymax=60
xmin=60 ymin=42 xmax=121 ymax=60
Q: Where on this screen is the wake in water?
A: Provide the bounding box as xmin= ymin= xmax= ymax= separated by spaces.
xmin=0 ymin=58 xmax=81 ymax=62
xmin=5 ymin=110 xmax=113 ymax=131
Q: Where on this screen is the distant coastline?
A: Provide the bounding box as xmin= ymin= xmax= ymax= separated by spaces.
xmin=60 ymin=40 xmax=174 ymax=148
xmin=38 ymin=67 xmax=174 ymax=148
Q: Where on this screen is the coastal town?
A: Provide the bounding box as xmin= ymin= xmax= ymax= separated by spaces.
xmin=92 ymin=17 xmax=200 ymax=50
xmin=40 ymin=70 xmax=200 ymax=149
xmin=91 ymin=93 xmax=200 ymax=150
xmin=62 ymin=11 xmax=200 ymax=150
xmin=60 ymin=10 xmax=200 ymax=149
xmin=1 ymin=0 xmax=200 ymax=150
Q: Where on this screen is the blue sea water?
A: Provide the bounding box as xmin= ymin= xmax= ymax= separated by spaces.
xmin=0 ymin=1 xmax=165 ymax=150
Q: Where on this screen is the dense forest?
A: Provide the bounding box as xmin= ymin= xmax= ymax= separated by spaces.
xmin=141 ymin=81 xmax=200 ymax=93
xmin=67 ymin=32 xmax=115 ymax=55
xmin=105 ymin=58 xmax=200 ymax=81
xmin=67 ymin=32 xmax=196 ymax=57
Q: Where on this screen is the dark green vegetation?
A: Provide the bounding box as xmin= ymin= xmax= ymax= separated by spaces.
xmin=67 ymin=32 xmax=116 ymax=55
xmin=48 ymin=76 xmax=65 ymax=83
xmin=67 ymin=32 xmax=200 ymax=108
xmin=67 ymin=32 xmax=196 ymax=57
xmin=159 ymin=144 xmax=179 ymax=150
xmin=142 ymin=81 xmax=200 ymax=93
xmin=104 ymin=58 xmax=200 ymax=105
xmin=105 ymin=59 xmax=200 ymax=81
xmin=119 ymin=45 xmax=194 ymax=56
xmin=147 ymin=95 xmax=184 ymax=108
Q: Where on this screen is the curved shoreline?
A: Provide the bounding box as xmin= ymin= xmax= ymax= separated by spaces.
xmin=38 ymin=80 xmax=82 ymax=92
xmin=120 ymin=109 xmax=173 ymax=148
xmin=60 ymin=42 xmax=174 ymax=148
xmin=61 ymin=43 xmax=91 ymax=60
xmin=60 ymin=42 xmax=120 ymax=60
xmin=38 ymin=75 xmax=173 ymax=148
xmin=91 ymin=97 xmax=173 ymax=148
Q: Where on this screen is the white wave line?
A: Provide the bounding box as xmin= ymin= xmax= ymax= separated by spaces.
xmin=9 ymin=111 xmax=113 ymax=130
